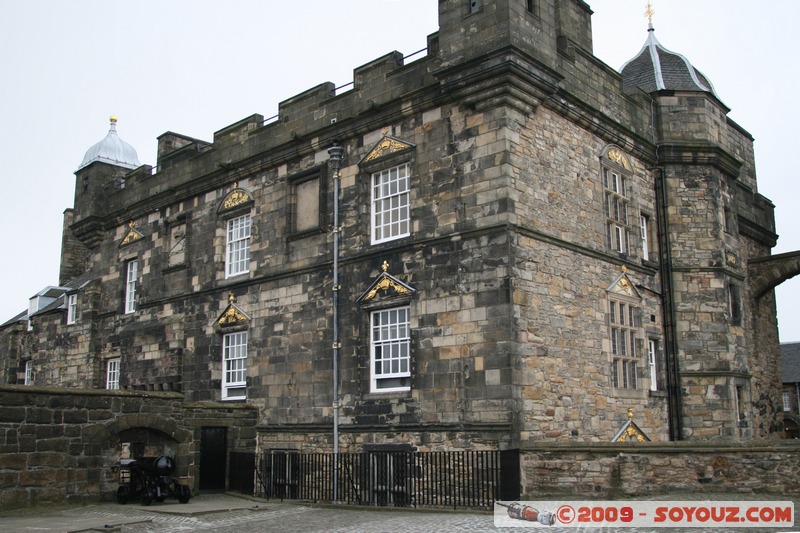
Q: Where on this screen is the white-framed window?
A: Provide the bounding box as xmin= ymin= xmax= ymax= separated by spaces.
xmin=603 ymin=168 xmax=631 ymax=255
xmin=222 ymin=331 xmax=248 ymax=399
xmin=106 ymin=358 xmax=120 ymax=390
xmin=125 ymin=260 xmax=138 ymax=314
xmin=226 ymin=214 xmax=251 ymax=278
xmin=371 ymin=163 xmax=410 ymax=244
xmin=66 ymin=293 xmax=78 ymax=325
xmin=783 ymin=391 xmax=792 ymax=412
xmin=370 ymin=307 xmax=411 ymax=392
xmin=640 ymin=214 xmax=650 ymax=261
xmin=24 ymin=360 xmax=33 ymax=385
xmin=609 ymin=298 xmax=640 ymax=390
xmin=648 ymin=339 xmax=658 ymax=392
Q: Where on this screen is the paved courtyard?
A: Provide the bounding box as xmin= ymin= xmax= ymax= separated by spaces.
xmin=0 ymin=494 xmax=798 ymax=533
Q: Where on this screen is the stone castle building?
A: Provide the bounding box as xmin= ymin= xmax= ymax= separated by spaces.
xmin=2 ymin=0 xmax=799 ymax=500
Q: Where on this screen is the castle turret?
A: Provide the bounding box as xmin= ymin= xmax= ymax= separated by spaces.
xmin=71 ymin=116 xmax=140 ymax=248
xmin=621 ymin=18 xmax=779 ymax=440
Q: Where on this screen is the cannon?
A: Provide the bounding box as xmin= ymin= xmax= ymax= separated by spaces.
xmin=116 ymin=456 xmax=191 ymax=506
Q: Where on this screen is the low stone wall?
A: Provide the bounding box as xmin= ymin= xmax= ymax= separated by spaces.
xmin=521 ymin=442 xmax=800 ymax=498
xmin=0 ymin=385 xmax=257 ymax=509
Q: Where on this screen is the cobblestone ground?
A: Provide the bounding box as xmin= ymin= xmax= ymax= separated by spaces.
xmin=2 ymin=495 xmax=799 ymax=533
xmin=107 ymin=504 xmax=800 ymax=533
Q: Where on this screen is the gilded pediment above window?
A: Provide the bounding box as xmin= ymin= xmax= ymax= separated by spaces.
xmin=357 ymin=261 xmax=416 ymax=304
xmin=606 ymin=268 xmax=642 ymax=299
xmin=359 ymin=135 xmax=415 ymax=165
xmin=612 ymin=408 xmax=652 ymax=442
xmin=215 ymin=293 xmax=251 ymax=328
xmin=602 ymin=146 xmax=631 ymax=170
xmin=119 ymin=221 xmax=144 ymax=247
xmin=219 ymin=183 xmax=254 ymax=213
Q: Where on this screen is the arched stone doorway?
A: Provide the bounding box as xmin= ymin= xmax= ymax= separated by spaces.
xmin=88 ymin=414 xmax=193 ymax=500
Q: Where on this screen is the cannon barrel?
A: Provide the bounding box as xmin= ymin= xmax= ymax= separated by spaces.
xmin=130 ymin=456 xmax=175 ymax=476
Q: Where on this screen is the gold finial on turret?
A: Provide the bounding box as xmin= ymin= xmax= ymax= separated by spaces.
xmin=110 ymin=114 xmax=118 ymax=124
xmin=644 ymin=1 xmax=655 ymax=26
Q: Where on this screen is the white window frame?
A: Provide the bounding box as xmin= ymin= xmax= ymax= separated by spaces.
xmin=648 ymin=339 xmax=658 ymax=392
xmin=66 ymin=293 xmax=78 ymax=325
xmin=125 ymin=260 xmax=138 ymax=314
xmin=24 ymin=360 xmax=33 ymax=385
xmin=222 ymin=331 xmax=248 ymax=400
xmin=226 ymin=214 xmax=251 ymax=278
xmin=640 ymin=214 xmax=650 ymax=261
xmin=783 ymin=391 xmax=791 ymax=412
xmin=106 ymin=358 xmax=120 ymax=390
xmin=371 ymin=163 xmax=410 ymax=245
xmin=370 ymin=306 xmax=411 ymax=392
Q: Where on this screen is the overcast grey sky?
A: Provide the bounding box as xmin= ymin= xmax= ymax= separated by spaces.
xmin=2 ymin=1 xmax=799 ymax=341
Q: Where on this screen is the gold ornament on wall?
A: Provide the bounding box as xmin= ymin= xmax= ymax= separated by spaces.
xmin=120 ymin=221 xmax=144 ymax=247
xmin=606 ymin=148 xmax=631 ymax=169
xmin=357 ymin=261 xmax=416 ymax=303
xmin=220 ymin=182 xmax=253 ymax=211
xmin=361 ymin=135 xmax=415 ymax=164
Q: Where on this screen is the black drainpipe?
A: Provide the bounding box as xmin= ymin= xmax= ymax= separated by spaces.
xmin=654 ymin=166 xmax=683 ymax=440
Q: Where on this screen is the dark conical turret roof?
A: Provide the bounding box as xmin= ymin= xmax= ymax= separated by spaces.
xmin=620 ymin=25 xmax=716 ymax=96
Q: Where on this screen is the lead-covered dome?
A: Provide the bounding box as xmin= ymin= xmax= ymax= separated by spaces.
xmin=620 ymin=26 xmax=716 ymax=96
xmin=78 ymin=116 xmax=140 ymax=170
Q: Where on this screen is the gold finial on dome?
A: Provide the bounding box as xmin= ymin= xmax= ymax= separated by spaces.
xmin=644 ymin=1 xmax=655 ymax=26
xmin=110 ymin=114 xmax=118 ymax=124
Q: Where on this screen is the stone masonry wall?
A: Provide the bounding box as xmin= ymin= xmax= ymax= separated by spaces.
xmin=521 ymin=443 xmax=800 ymax=497
xmin=0 ymin=386 xmax=257 ymax=509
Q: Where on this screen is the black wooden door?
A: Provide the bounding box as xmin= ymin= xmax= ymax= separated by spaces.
xmin=200 ymin=427 xmax=227 ymax=491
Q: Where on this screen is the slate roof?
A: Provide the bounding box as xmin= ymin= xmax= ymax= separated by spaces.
xmin=0 ymin=273 xmax=97 ymax=328
xmin=621 ymin=26 xmax=717 ymax=96
xmin=31 ymin=275 xmax=97 ymax=317
xmin=781 ymin=342 xmax=800 ymax=383
xmin=0 ymin=310 xmax=28 ymax=329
